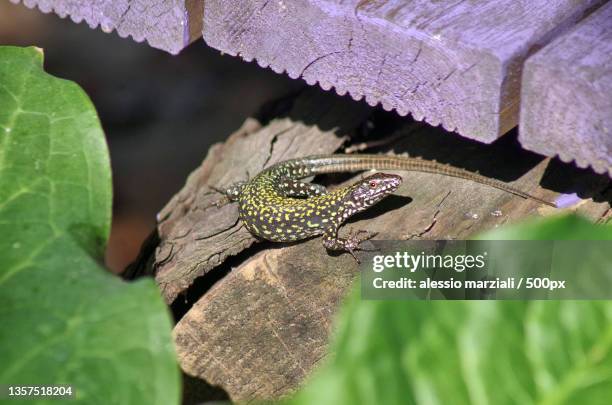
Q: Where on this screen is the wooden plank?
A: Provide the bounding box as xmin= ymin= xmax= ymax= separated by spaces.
xmin=10 ymin=0 xmax=204 ymax=54
xmin=170 ymin=104 xmax=611 ymax=401
xmin=202 ymin=0 xmax=601 ymax=143
xmin=520 ymin=2 xmax=612 ymax=177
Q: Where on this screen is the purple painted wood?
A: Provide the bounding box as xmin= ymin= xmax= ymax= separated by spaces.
xmin=10 ymin=0 xmax=203 ymax=54
xmin=202 ymin=0 xmax=601 ymax=142
xmin=520 ymin=2 xmax=612 ymax=176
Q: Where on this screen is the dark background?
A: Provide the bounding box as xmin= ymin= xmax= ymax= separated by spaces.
xmin=0 ymin=1 xmax=300 ymax=272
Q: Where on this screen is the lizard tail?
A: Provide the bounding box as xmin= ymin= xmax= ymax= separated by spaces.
xmin=298 ymin=154 xmax=556 ymax=207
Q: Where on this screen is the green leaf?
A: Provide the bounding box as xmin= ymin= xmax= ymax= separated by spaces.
xmin=286 ymin=215 xmax=612 ymax=405
xmin=476 ymin=216 xmax=612 ymax=299
xmin=0 ymin=46 xmax=179 ymax=404
xmin=475 ymin=214 xmax=612 ymax=240
xmin=288 ymin=298 xmax=612 ymax=405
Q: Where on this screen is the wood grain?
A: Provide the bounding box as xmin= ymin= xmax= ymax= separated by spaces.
xmin=166 ymin=91 xmax=611 ymax=402
xmin=11 ymin=0 xmax=204 ymax=54
xmin=202 ymin=0 xmax=601 ymax=142
xmin=174 ymin=239 xmax=357 ymax=402
xmin=520 ymin=2 xmax=612 ymax=176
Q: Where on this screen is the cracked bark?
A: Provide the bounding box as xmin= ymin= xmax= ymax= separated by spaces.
xmin=127 ymin=88 xmax=611 ymax=403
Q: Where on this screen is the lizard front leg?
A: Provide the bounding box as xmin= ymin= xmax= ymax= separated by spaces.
xmin=322 ymin=224 xmax=378 ymax=263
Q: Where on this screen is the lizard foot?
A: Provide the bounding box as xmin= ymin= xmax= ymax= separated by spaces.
xmin=344 ymin=230 xmax=379 ymax=263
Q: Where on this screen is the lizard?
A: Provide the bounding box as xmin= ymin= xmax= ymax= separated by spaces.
xmin=219 ymin=154 xmax=555 ymax=261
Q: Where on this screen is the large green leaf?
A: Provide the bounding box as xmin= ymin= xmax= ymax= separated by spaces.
xmin=288 ymin=299 xmax=612 ymax=405
xmin=0 ymin=47 xmax=179 ymax=404
xmin=287 ymin=215 xmax=612 ymax=405
xmin=476 ymin=215 xmax=612 ymax=299
xmin=476 ymin=214 xmax=612 ymax=240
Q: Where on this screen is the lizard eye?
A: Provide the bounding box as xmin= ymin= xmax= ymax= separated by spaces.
xmin=369 ymin=180 xmax=377 ymax=189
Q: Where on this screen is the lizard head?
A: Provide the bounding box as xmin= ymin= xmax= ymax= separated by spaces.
xmin=344 ymin=173 xmax=402 ymax=214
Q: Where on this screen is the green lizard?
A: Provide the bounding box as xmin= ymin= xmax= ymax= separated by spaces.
xmin=220 ymin=154 xmax=555 ymax=260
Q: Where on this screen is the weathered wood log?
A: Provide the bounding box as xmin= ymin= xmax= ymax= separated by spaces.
xmin=174 ymin=239 xmax=357 ymax=402
xmin=152 ymin=89 xmax=371 ymax=303
xmin=202 ymin=0 xmax=601 ymax=142
xmin=10 ymin=0 xmax=203 ymax=54
xmin=161 ymin=90 xmax=611 ymax=402
xmin=520 ymin=1 xmax=612 ymax=177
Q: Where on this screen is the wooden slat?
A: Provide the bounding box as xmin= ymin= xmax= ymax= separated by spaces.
xmin=520 ymin=2 xmax=612 ymax=176
xmin=10 ymin=0 xmax=204 ymax=54
xmin=202 ymin=0 xmax=601 ymax=142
